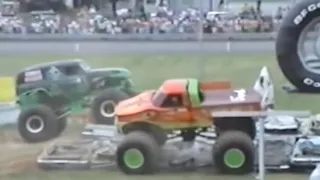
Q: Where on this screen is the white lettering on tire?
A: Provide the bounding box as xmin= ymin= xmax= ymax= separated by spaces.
xmin=294 ymin=3 xmax=320 ymax=25
xmin=304 ymin=78 xmax=313 ymax=85
xmin=303 ymin=78 xmax=320 ymax=87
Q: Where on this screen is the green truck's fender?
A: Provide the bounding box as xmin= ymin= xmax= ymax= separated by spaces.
xmin=18 ymin=88 xmax=52 ymax=110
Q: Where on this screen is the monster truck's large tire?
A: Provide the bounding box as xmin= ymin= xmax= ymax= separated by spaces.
xmin=56 ymin=117 xmax=67 ymax=136
xmin=18 ymin=105 xmax=60 ymax=143
xmin=116 ymin=131 xmax=160 ymax=174
xmin=213 ymin=131 xmax=254 ymax=174
xmin=215 ymin=117 xmax=256 ymax=139
xmin=91 ymin=89 xmax=129 ymax=125
xmin=276 ymin=0 xmax=320 ymax=92
xmin=122 ymin=123 xmax=167 ymax=146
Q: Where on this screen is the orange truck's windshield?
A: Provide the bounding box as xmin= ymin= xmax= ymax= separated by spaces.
xmin=151 ymin=90 xmax=166 ymax=107
xmin=152 ymin=79 xmax=202 ymax=108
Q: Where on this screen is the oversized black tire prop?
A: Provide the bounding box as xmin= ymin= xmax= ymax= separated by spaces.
xmin=91 ymin=89 xmax=129 ymax=125
xmin=116 ymin=131 xmax=160 ymax=174
xmin=276 ymin=0 xmax=320 ymax=92
xmin=213 ymin=131 xmax=254 ymax=174
xmin=18 ymin=105 xmax=60 ymax=143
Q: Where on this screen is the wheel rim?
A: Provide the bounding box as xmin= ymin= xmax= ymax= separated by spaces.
xmin=223 ymin=148 xmax=245 ymax=168
xmin=123 ymin=148 xmax=144 ymax=169
xmin=99 ymin=100 xmax=115 ymax=118
xmin=26 ymin=115 xmax=44 ymax=134
xmin=297 ymin=17 xmax=320 ymax=74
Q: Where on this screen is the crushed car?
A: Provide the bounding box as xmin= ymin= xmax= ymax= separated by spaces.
xmin=16 ymin=59 xmax=136 ymax=143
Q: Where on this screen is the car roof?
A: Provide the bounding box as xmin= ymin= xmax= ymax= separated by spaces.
xmin=18 ymin=59 xmax=84 ymax=74
xmin=160 ymin=79 xmax=189 ymax=94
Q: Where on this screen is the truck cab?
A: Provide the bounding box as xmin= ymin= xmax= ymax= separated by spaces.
xmin=116 ymin=78 xmax=263 ymax=125
xmin=152 ymin=78 xmax=262 ymax=109
xmin=116 ymin=67 xmax=274 ymax=134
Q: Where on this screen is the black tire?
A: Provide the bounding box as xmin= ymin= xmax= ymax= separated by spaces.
xmin=116 ymin=131 xmax=160 ymax=174
xmin=56 ymin=117 xmax=67 ymax=136
xmin=123 ymin=124 xmax=167 ymax=146
xmin=276 ymin=0 xmax=320 ymax=92
xmin=213 ymin=131 xmax=254 ymax=174
xmin=91 ymin=89 xmax=129 ymax=125
xmin=18 ymin=105 xmax=59 ymax=143
xmin=215 ymin=118 xmax=256 ymax=139
xmin=152 ymin=129 xmax=167 ymax=146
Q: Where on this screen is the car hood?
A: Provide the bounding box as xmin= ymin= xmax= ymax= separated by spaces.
xmin=115 ymin=90 xmax=155 ymax=116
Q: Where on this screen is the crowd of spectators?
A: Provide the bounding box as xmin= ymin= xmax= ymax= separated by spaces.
xmin=0 ymin=2 xmax=289 ymax=35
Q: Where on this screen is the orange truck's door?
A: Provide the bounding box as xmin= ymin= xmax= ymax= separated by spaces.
xmin=157 ymin=93 xmax=193 ymax=124
xmin=172 ymin=107 xmax=190 ymax=121
xmin=158 ymin=107 xmax=191 ymax=124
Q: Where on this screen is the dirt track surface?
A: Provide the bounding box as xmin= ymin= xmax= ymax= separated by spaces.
xmin=0 ymin=142 xmax=42 ymax=175
xmin=0 ymin=117 xmax=87 ymax=176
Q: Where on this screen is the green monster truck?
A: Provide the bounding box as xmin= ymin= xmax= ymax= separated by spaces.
xmin=16 ymin=59 xmax=136 ymax=143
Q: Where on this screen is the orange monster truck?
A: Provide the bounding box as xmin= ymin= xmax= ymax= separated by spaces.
xmin=114 ymin=67 xmax=274 ymax=175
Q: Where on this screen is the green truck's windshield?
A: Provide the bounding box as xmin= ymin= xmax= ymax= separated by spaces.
xmin=79 ymin=62 xmax=91 ymax=72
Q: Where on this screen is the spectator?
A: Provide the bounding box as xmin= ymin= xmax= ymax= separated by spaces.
xmin=241 ymin=3 xmax=250 ymax=14
xmin=67 ymin=20 xmax=80 ymax=34
xmin=256 ymin=0 xmax=261 ymax=14
xmin=0 ymin=1 xmax=284 ymax=34
xmin=275 ymin=7 xmax=283 ymax=20
xmin=88 ymin=5 xmax=96 ymax=14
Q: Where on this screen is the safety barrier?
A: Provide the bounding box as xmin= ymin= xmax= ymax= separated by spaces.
xmin=0 ymin=32 xmax=316 ymax=42
xmin=0 ymin=32 xmax=278 ymax=42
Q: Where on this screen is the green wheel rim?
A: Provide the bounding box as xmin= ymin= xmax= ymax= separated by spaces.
xmin=223 ymin=148 xmax=245 ymax=168
xmin=123 ymin=148 xmax=144 ymax=169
